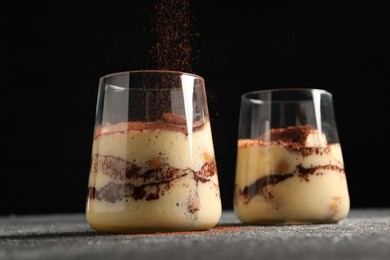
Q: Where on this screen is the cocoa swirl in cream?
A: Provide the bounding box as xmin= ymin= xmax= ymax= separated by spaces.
xmin=239 ymin=164 xmax=344 ymax=204
xmin=88 ymin=154 xmax=217 ymax=203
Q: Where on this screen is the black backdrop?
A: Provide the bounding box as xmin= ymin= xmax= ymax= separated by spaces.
xmin=1 ymin=0 xmax=389 ymax=215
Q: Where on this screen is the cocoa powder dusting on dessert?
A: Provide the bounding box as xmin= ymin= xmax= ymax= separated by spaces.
xmin=94 ymin=113 xmax=205 ymax=138
xmin=253 ymin=125 xmax=331 ymax=156
xmin=160 ymin=112 xmax=187 ymax=125
xmin=259 ymin=125 xmax=317 ymax=144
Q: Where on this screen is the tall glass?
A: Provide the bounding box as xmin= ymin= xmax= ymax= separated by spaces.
xmin=234 ymin=88 xmax=350 ymax=224
xmin=86 ymin=70 xmax=222 ymax=233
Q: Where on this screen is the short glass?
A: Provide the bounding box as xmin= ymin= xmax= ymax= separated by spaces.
xmin=86 ymin=70 xmax=222 ymax=233
xmin=234 ymin=88 xmax=350 ymax=224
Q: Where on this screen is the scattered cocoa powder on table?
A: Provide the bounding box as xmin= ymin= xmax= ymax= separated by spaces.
xmin=118 ymin=225 xmax=254 ymax=237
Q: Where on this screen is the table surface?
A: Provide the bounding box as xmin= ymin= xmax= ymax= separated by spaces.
xmin=1 ymin=209 xmax=389 ymax=260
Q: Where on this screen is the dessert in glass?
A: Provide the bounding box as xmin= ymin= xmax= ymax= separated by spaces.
xmin=234 ymin=88 xmax=350 ymax=224
xmin=86 ymin=70 xmax=222 ymax=233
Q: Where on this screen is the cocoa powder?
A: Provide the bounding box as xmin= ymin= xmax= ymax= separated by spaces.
xmin=121 ymin=225 xmax=253 ymax=237
xmin=146 ymin=0 xmax=197 ymax=73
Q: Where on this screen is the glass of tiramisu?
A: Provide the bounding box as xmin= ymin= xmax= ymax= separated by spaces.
xmin=234 ymin=88 xmax=350 ymax=224
xmin=86 ymin=70 xmax=222 ymax=233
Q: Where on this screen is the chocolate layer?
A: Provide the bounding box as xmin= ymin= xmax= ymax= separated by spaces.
xmin=237 ymin=164 xmax=345 ymax=204
xmin=88 ymin=154 xmax=217 ymax=203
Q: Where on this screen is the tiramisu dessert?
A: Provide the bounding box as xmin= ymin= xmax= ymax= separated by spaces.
xmin=86 ymin=113 xmax=222 ymax=233
xmin=234 ymin=124 xmax=350 ymax=224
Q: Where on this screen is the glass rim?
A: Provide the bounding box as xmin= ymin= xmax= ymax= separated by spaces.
xmin=99 ymin=69 xmax=205 ymax=85
xmin=242 ymin=88 xmax=332 ymax=99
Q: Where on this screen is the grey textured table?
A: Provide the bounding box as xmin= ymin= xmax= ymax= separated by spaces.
xmin=1 ymin=209 xmax=389 ymax=260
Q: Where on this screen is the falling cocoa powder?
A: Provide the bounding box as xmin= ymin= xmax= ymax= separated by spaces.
xmin=146 ymin=0 xmax=197 ymax=73
xmin=142 ymin=1 xmax=219 ymax=113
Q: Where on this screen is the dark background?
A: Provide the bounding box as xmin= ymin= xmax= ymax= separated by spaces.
xmin=1 ymin=0 xmax=389 ymax=216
